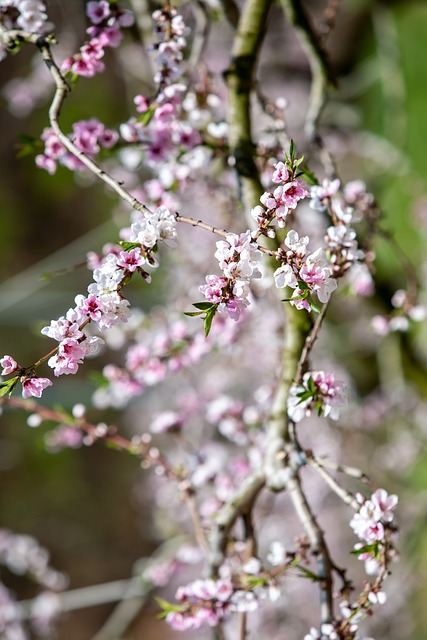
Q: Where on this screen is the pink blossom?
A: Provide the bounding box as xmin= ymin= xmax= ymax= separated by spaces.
xmin=45 ymin=425 xmax=83 ymax=451
xmin=81 ymin=38 xmax=104 ymax=61
xmin=274 ymin=263 xmax=297 ymax=289
xmin=371 ymin=489 xmax=398 ymax=522
xmin=41 ymin=315 xmax=83 ymax=342
xmin=150 ymin=411 xmax=184 ymax=434
xmin=284 ymin=229 xmax=309 ymax=257
xmin=48 ymin=339 xmax=87 ymax=376
xmin=272 ymin=160 xmax=290 ymax=183
xmin=116 ymin=248 xmax=145 ymax=272
xmin=166 ymin=611 xmax=200 ymax=631
xmin=99 ymin=26 xmax=123 ymax=48
xmin=274 ymin=179 xmax=309 ymax=209
xmin=75 ymin=293 xmax=105 ymax=322
xmin=1 ymin=355 xmax=19 ymax=376
xmin=199 ymin=274 xmax=227 ymax=304
xmin=35 ymin=154 xmax=57 ymax=175
xmin=86 ymin=1 xmax=110 ymax=25
xmin=288 ymin=370 xmax=346 ymax=422
xmin=21 ymin=377 xmax=53 ymax=399
xmin=260 ymin=191 xmax=276 ymax=210
xmin=300 ymin=249 xmax=337 ymax=303
xmin=134 ymin=95 xmax=150 ymax=113
xmin=222 ymin=296 xmax=248 ymax=321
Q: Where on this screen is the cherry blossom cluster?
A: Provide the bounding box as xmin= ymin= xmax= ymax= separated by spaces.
xmin=0 ymin=528 xmax=65 ymax=639
xmin=274 ymin=230 xmax=338 ymax=311
xmin=199 ymin=231 xmax=262 ymax=321
xmin=205 ymin=393 xmax=266 ymax=446
xmin=303 ymin=621 xmax=374 ymax=640
xmin=165 ymin=554 xmax=284 ymax=631
xmin=36 ymin=118 xmax=119 ymax=175
xmin=312 ymin=178 xmax=375 ymax=296
xmin=61 ymin=1 xmax=134 ymax=78
xmin=302 ymin=490 xmax=398 ymax=640
xmin=371 ymin=288 xmax=426 ymax=335
xmin=0 ymin=0 xmax=51 ymax=60
xmin=0 ymin=205 xmax=177 ymax=398
xmin=120 ymin=8 xmax=201 ymax=171
xmin=1 ymin=354 xmax=53 ymax=398
xmin=287 ymin=370 xmax=346 ymax=422
xmin=92 ymin=317 xmax=217 ymax=410
xmin=350 ymin=489 xmax=398 ymax=574
xmin=251 ymin=158 xmax=310 ymax=235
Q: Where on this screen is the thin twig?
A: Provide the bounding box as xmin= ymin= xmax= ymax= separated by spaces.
xmin=175 ymin=213 xmax=278 ymax=256
xmin=294 ymin=297 xmax=330 ymax=383
xmin=239 ymin=612 xmax=247 ymax=640
xmin=280 ymin=0 xmax=333 ymax=140
xmin=184 ymin=490 xmax=210 ymax=555
xmin=314 ymin=456 xmax=371 ymax=485
xmin=307 ymin=457 xmax=360 ymax=510
xmin=286 ymin=471 xmax=334 ymax=623
xmin=0 ymin=397 xmax=143 ymax=453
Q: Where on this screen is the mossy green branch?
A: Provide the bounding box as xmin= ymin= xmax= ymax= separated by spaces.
xmin=225 ymin=0 xmax=273 ymax=213
xmin=264 ymin=304 xmax=312 ymax=491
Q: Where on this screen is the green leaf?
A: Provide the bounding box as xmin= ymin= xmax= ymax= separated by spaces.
xmin=309 ymin=300 xmax=321 ymax=314
xmin=193 ymin=302 xmax=216 ymax=310
xmin=204 ymin=305 xmax=218 ymax=336
xmin=243 ymin=575 xmax=268 ymax=587
xmin=154 ymin=596 xmax=184 ymax=619
xmin=15 ymin=134 xmax=42 ymax=159
xmin=295 ymin=565 xmax=322 ymax=581
xmin=350 ymin=542 xmax=380 ymax=557
xmin=119 ymin=241 xmax=140 ymax=251
xmin=183 ymin=311 xmax=204 ymax=317
xmin=137 ymin=104 xmax=155 ymax=126
xmin=306 ymin=376 xmax=316 ymax=393
xmin=88 ymin=371 xmax=109 ymax=388
xmin=299 ymin=167 xmax=319 ymax=185
xmin=281 ymin=291 xmax=309 ymax=303
xmin=0 ymin=377 xmax=19 ymax=398
xmin=289 ymin=139 xmax=296 ymax=162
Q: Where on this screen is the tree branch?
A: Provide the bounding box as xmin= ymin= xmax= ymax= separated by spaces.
xmin=224 ymin=0 xmax=273 ymax=214
xmin=264 ymin=305 xmax=312 ymax=491
xmin=209 ymin=470 xmax=265 ymax=573
xmin=280 ymin=0 xmax=333 ymax=140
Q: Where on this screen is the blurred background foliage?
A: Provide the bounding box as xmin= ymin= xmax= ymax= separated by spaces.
xmin=1 ymin=0 xmax=427 ymax=638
